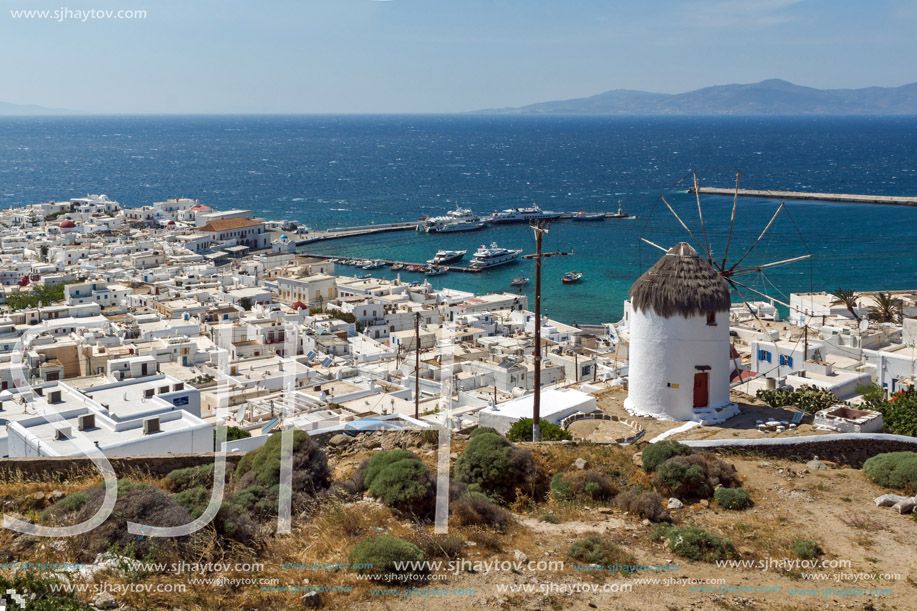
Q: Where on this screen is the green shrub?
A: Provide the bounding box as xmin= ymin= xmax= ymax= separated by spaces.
xmin=654 ymin=459 xmax=711 ymax=499
xmin=791 ymin=539 xmax=824 ymax=560
xmin=469 ymin=426 xmax=499 ymax=438
xmin=362 ymin=450 xmax=417 ymax=490
xmin=408 ymin=531 xmax=465 ymax=559
xmin=541 ymin=513 xmax=560 ymax=524
xmin=642 ymin=441 xmax=693 ymax=471
xmin=551 ymin=473 xmax=574 ymax=501
xmin=453 ymin=432 xmax=536 ymax=503
xmin=506 ymin=418 xmax=572 ymax=442
xmin=551 ymin=470 xmax=618 ymax=502
xmin=235 ymin=429 xmax=330 ymax=492
xmin=366 ymin=454 xmax=435 ymax=518
xmin=863 ymin=452 xmax=917 ymax=492
xmin=347 ymin=535 xmax=426 ymax=582
xmin=165 ymin=464 xmax=219 ymax=492
xmin=567 ymin=535 xmax=636 ymax=574
xmin=451 ymin=494 xmax=511 ymax=532
xmin=233 ymin=429 xmax=330 ymax=520
xmin=663 ymin=526 xmax=736 ymax=562
xmin=47 ymin=480 xmax=193 ymax=562
xmin=714 ymin=487 xmax=752 ymax=510
xmin=58 ymin=492 xmax=89 ymax=512
xmin=614 ymin=489 xmax=670 ymax=523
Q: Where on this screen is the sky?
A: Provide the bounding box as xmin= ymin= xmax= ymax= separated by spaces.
xmin=1 ymin=0 xmax=916 ymax=113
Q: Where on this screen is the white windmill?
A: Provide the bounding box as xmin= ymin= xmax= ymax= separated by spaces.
xmin=625 ymin=170 xmax=812 ymax=423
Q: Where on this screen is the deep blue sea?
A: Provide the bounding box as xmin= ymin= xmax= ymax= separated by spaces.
xmin=1 ymin=115 xmax=915 ymax=324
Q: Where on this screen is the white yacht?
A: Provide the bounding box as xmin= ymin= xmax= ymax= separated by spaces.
xmin=469 ymin=243 xmax=522 ymax=269
xmin=490 ymin=202 xmax=561 ymax=224
xmin=427 ymin=249 xmax=467 ymax=265
xmin=418 ymin=204 xmax=487 ymax=233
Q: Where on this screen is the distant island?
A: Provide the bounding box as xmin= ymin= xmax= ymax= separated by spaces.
xmin=474 ymin=79 xmax=917 ymax=116
xmin=0 ymin=101 xmax=75 ymax=116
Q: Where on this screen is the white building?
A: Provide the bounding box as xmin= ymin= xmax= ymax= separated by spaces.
xmin=478 ymin=388 xmax=597 ymax=434
xmin=624 ymin=243 xmax=738 ymax=423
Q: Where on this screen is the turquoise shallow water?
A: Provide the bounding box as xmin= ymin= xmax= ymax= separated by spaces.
xmin=0 ymin=115 xmax=915 ymax=324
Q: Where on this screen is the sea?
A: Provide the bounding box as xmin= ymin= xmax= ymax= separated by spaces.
xmin=1 ymin=114 xmax=915 ymax=325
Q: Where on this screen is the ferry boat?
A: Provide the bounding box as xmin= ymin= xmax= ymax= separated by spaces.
xmin=490 ymin=202 xmax=561 ymax=224
xmin=417 ymin=204 xmax=488 ymax=233
xmin=562 ymin=271 xmax=583 ymax=284
xmin=469 ymin=243 xmax=522 ymax=269
xmin=510 ymin=276 xmax=529 ymax=287
xmin=427 ymin=249 xmax=467 ymax=265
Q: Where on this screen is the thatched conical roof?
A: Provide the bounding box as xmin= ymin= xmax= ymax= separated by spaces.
xmin=630 ymin=242 xmax=731 ymax=319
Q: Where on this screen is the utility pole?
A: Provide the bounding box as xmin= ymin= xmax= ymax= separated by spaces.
xmin=414 ymin=311 xmax=420 ymax=419
xmin=522 ymin=221 xmax=572 ymax=442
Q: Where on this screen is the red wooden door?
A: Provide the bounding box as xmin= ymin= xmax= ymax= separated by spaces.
xmin=693 ymin=372 xmax=709 ymax=407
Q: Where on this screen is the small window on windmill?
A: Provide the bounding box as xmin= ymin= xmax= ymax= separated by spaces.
xmin=706 ymin=311 xmax=717 ymax=326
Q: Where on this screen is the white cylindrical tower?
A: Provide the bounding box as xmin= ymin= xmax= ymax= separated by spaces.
xmin=624 ymin=242 xmax=733 ymax=421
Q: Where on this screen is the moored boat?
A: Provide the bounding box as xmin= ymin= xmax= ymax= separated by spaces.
xmin=469 ymin=242 xmax=522 ymax=269
xmin=572 ymin=211 xmax=605 ymax=221
xmin=562 ymin=271 xmax=583 ymax=284
xmin=425 ymin=266 xmax=447 ymax=276
xmin=510 ymin=276 xmax=529 ymax=287
xmin=427 ymin=249 xmax=467 ymax=265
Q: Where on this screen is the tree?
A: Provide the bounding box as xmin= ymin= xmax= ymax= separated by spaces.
xmin=830 ymin=288 xmax=861 ymax=322
xmin=867 ymin=292 xmax=902 ymax=324
xmin=238 ymin=297 xmax=253 ymax=311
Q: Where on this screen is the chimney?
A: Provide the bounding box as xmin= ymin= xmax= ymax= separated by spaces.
xmin=78 ymin=413 xmax=95 ymax=431
xmin=143 ymin=417 xmax=160 ymax=435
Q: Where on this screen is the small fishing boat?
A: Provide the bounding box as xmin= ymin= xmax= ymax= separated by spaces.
xmin=572 ymin=211 xmax=605 ymax=222
xmin=406 ymin=265 xmax=422 ymax=272
xmin=390 ymin=262 xmax=405 ymax=271
xmin=363 ymin=260 xmax=385 ymax=270
xmin=426 ymin=266 xmax=447 ymax=276
xmin=510 ymin=276 xmax=529 ymax=287
xmin=562 ymin=271 xmax=583 ymax=284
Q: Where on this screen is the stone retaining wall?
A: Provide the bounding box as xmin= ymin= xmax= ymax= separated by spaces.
xmin=0 ymin=454 xmax=245 ymax=481
xmin=675 ymin=433 xmax=917 ymax=468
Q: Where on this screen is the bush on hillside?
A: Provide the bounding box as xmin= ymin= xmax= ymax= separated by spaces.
xmin=361 ymin=449 xmax=417 ymax=490
xmin=662 ymin=526 xmax=736 ymax=562
xmin=451 ymin=494 xmax=512 ymax=532
xmin=506 ymin=418 xmax=572 ymax=442
xmin=469 ymin=426 xmax=499 ymax=439
xmin=567 ymin=535 xmax=636 ymax=574
xmin=863 ymin=452 xmax=917 ymax=492
xmin=613 ymin=489 xmax=670 ymax=523
xmin=654 ymin=457 xmax=712 ymax=500
xmin=46 ymin=480 xmax=194 ymax=561
xmin=233 ymin=429 xmax=330 ymax=519
xmin=641 ymin=441 xmax=693 ymax=472
xmin=714 ymin=487 xmax=752 ymax=510
xmin=551 ymin=470 xmax=618 ymax=502
xmin=791 ymin=539 xmax=824 ymax=560
xmin=453 ymin=431 xmax=537 ymax=503
xmin=347 ymin=535 xmax=426 ymax=582
xmin=364 ymin=452 xmax=435 ymax=519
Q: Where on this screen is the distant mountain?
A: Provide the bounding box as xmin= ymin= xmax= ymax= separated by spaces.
xmin=0 ymin=101 xmax=76 ymax=116
xmin=476 ymin=79 xmax=917 ymax=116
